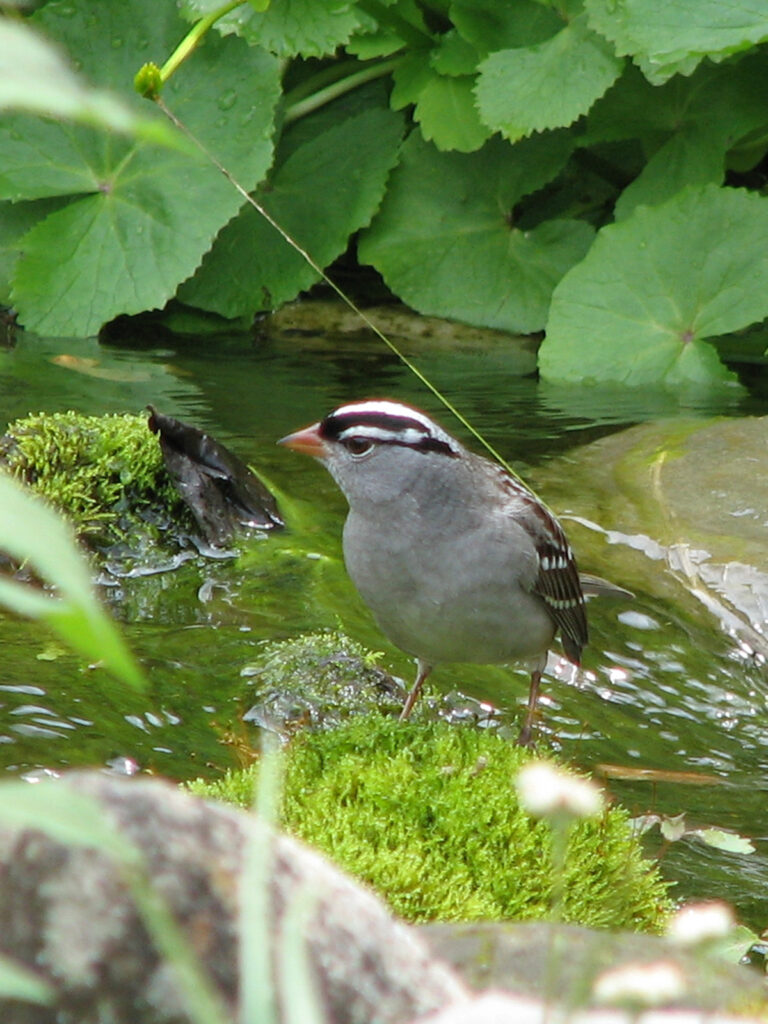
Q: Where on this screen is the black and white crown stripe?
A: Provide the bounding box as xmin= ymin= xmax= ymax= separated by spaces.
xmin=319 ymin=400 xmax=462 ymax=457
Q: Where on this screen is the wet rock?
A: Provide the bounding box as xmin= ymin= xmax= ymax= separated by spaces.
xmin=0 ymin=773 xmax=466 ymax=1024
xmin=532 ymin=416 xmax=768 ymax=656
xmin=241 ymin=631 xmax=406 ymax=736
xmin=265 ymin=299 xmax=538 ymax=355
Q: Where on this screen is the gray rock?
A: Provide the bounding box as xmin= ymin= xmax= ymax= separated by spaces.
xmin=417 ymin=991 xmax=765 ymax=1024
xmin=420 ymin=921 xmax=764 ymax=1012
xmin=0 ymin=772 xmax=466 ymax=1024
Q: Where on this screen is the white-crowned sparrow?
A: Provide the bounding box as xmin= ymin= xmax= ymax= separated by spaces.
xmin=280 ymin=399 xmax=627 ymax=743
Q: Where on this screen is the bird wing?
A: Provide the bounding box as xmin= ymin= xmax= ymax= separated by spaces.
xmin=515 ymin=491 xmax=588 ymax=664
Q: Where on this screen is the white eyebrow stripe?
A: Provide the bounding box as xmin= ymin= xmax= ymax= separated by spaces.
xmin=339 ymin=424 xmax=430 ymax=446
xmin=333 ymin=400 xmax=438 ymax=433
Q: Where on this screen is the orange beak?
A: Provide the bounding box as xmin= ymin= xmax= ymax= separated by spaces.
xmin=277 ymin=422 xmax=328 ymax=459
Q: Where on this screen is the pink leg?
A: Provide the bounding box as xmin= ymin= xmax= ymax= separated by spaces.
xmin=399 ymin=659 xmax=432 ymax=721
xmin=517 ymin=668 xmax=542 ymax=746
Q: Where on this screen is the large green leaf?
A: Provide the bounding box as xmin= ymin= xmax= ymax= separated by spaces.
xmin=0 ymin=473 xmax=145 ymax=691
xmin=358 ymin=133 xmax=594 ymax=333
xmin=0 ymin=15 xmax=172 ymax=143
xmin=585 ymin=0 xmax=768 ymax=83
xmin=585 ymin=59 xmax=768 ymax=217
xmin=181 ymin=0 xmax=363 ymax=57
xmin=1 ymin=0 xmax=280 ymax=337
xmin=451 ymin=0 xmax=563 ymax=53
xmin=0 ymin=198 xmax=66 ymax=305
xmin=540 ymin=185 xmax=768 ymax=387
xmin=475 ymin=13 xmax=622 ymax=142
xmin=179 ymin=105 xmax=404 ymax=316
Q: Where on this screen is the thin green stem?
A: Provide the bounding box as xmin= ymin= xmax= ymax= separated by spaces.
xmin=283 ymin=57 xmax=402 ymax=125
xmin=541 ymin=817 xmax=571 ymax=1024
xmin=283 ymin=58 xmax=384 ymax=107
xmin=160 ymin=0 xmax=246 ymax=84
xmin=154 ymin=97 xmax=528 ymax=481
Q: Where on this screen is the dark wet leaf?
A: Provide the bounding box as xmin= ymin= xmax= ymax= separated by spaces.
xmin=147 ymin=407 xmax=284 ymax=547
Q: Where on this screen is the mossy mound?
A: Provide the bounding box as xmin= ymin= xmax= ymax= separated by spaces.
xmin=0 ymin=410 xmax=183 ymax=544
xmin=242 ymin=631 xmax=405 ymax=733
xmin=189 ymin=718 xmax=671 ymax=930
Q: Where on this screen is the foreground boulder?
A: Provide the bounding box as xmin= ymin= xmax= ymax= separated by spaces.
xmin=0 ymin=773 xmax=466 ymax=1024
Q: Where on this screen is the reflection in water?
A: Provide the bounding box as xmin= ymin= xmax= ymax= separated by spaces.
xmin=1 ymin=321 xmax=768 ymax=925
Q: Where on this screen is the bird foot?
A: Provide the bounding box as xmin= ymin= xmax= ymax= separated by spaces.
xmin=515 ymin=721 xmax=536 ymax=747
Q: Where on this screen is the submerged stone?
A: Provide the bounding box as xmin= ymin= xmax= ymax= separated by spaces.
xmin=532 ymin=416 xmax=768 ymax=656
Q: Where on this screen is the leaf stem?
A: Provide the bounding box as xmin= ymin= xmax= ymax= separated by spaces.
xmin=283 ymin=57 xmax=401 ymax=125
xmin=160 ymin=0 xmax=247 ymax=84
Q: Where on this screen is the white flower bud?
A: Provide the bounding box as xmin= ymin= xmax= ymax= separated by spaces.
xmin=667 ymin=901 xmax=735 ymax=946
xmin=593 ymin=960 xmax=686 ymax=1006
xmin=516 ymin=761 xmax=603 ymax=820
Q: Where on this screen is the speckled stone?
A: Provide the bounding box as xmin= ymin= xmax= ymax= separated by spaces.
xmin=0 ymin=772 xmax=466 ymax=1024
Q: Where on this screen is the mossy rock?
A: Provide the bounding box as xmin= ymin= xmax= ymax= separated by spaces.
xmin=242 ymin=631 xmax=406 ymax=732
xmin=188 ymin=718 xmax=671 ymax=929
xmin=0 ymin=410 xmax=184 ymax=545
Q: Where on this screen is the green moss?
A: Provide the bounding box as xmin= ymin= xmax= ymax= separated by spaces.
xmin=188 ymin=718 xmax=672 ymax=930
xmin=0 ymin=410 xmax=183 ymax=542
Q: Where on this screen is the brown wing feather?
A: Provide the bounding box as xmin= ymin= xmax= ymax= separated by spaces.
xmin=515 ymin=492 xmax=588 ymax=664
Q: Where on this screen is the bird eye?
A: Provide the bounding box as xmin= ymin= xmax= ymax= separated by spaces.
xmin=344 ymin=436 xmax=374 ymax=457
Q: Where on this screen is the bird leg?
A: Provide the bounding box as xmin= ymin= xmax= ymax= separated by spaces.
xmin=516 ymin=667 xmax=543 ymax=747
xmin=399 ymin=659 xmax=433 ymax=721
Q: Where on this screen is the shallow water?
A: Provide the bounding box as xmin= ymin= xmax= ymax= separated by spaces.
xmin=1 ymin=319 xmax=768 ymax=927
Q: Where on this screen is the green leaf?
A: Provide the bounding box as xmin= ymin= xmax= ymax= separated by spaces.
xmin=613 ymin=126 xmax=725 ymax=220
xmin=585 ymin=0 xmax=768 ymax=84
xmin=540 ymin=185 xmax=768 ymax=387
xmin=475 ymin=13 xmax=623 ymax=142
xmin=431 ymin=29 xmax=479 ymax=76
xmin=660 ymin=813 xmax=687 ymax=843
xmin=414 ymin=73 xmax=490 ymax=152
xmin=0 ymin=198 xmax=65 ymax=305
xmin=0 ymin=473 xmax=145 ymax=692
xmin=451 ymin=0 xmax=564 ymax=54
xmin=0 ymin=780 xmax=132 ymax=854
xmin=690 ymin=828 xmax=756 ymax=855
xmin=585 ymin=59 xmax=768 ymax=218
xmin=0 ymin=955 xmax=53 ymax=1005
xmin=179 ymin=106 xmax=404 ymax=316
xmin=628 ymin=814 xmax=661 ymax=837
xmin=359 ymin=133 xmax=593 ymax=333
xmin=708 ymin=924 xmax=759 ymax=963
xmin=2 ymin=0 xmax=280 ymax=337
xmin=348 ymin=0 xmax=432 ymax=57
xmin=390 ymin=48 xmax=434 ymax=108
xmin=182 ymin=0 xmax=363 ymax=57
xmin=0 ymin=15 xmax=172 ymax=144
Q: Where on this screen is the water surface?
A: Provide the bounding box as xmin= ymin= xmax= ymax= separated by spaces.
xmin=1 ymin=318 xmax=767 ymax=926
